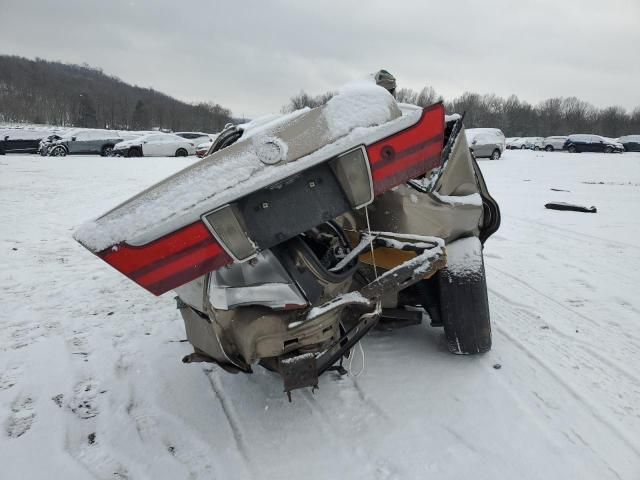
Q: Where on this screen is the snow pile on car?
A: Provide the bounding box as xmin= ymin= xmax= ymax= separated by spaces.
xmin=324 ymin=80 xmax=400 ymax=137
xmin=465 ymin=128 xmax=506 ymax=149
xmin=74 ymin=81 xmax=415 ymax=252
xmin=445 ymin=236 xmax=484 ymax=278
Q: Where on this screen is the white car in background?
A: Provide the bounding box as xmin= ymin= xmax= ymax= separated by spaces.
xmin=526 ymin=137 xmax=545 ymax=150
xmin=542 ymin=136 xmax=568 ymax=151
xmin=506 ymin=137 xmax=529 ymax=149
xmin=505 ymin=137 xmax=521 ymax=149
xmin=175 ymin=132 xmax=212 ymax=147
xmin=465 ymin=128 xmax=506 ymax=160
xmin=113 ymin=133 xmax=197 ymax=157
xmin=506 ymin=137 xmax=544 ymax=150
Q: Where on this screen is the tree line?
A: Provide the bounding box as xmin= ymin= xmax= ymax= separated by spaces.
xmin=284 ymin=86 xmax=640 ymax=137
xmin=0 ymin=55 xmax=232 ymax=133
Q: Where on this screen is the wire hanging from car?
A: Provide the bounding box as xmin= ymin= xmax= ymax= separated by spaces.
xmin=364 ymin=205 xmax=378 ymax=279
xmin=347 ymin=205 xmax=378 ymax=378
xmin=348 ymin=337 xmax=366 ymax=377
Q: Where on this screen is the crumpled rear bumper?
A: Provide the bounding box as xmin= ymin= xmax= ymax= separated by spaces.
xmin=274 ymin=232 xmax=447 ymax=395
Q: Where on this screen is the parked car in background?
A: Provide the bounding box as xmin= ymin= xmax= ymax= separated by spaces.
xmin=564 ymin=134 xmax=624 ymax=153
xmin=175 ymin=132 xmax=212 ymax=146
xmin=113 ymin=133 xmax=197 ymax=157
xmin=195 ymin=133 xmax=219 ymax=158
xmin=526 ymin=137 xmax=545 ymax=150
xmin=505 ymin=137 xmax=522 ymax=149
xmin=39 ymin=130 xmax=75 ymax=155
xmin=542 ymin=136 xmax=568 ymax=151
xmin=0 ymin=129 xmax=49 ymax=154
xmin=506 ymin=137 xmax=542 ymax=150
xmin=506 ymin=137 xmax=529 ymax=149
xmin=47 ymin=129 xmax=126 ymax=156
xmin=617 ymin=135 xmax=640 ymax=152
xmin=465 ymin=128 xmax=506 ymax=160
xmin=196 ymin=141 xmax=213 ymax=158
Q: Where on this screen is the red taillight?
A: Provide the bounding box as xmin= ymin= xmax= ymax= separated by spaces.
xmin=98 ymin=222 xmax=232 ymax=295
xmin=367 ymin=103 xmax=444 ymax=196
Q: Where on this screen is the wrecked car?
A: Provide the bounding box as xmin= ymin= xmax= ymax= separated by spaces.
xmin=74 ymin=80 xmax=500 ymax=396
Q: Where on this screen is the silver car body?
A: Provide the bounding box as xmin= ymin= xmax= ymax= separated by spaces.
xmin=74 ymin=85 xmax=500 ymax=391
xmin=542 ymin=136 xmax=568 ymax=151
xmin=466 ymin=129 xmax=505 ymax=158
xmin=50 ymin=129 xmax=125 ymax=155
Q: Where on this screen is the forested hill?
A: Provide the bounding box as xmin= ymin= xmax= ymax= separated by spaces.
xmin=0 ymin=55 xmax=232 ymax=132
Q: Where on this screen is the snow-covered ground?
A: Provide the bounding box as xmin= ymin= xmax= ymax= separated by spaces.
xmin=1 ymin=150 xmax=639 ymax=479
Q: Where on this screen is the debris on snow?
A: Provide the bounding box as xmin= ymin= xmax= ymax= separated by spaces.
xmin=545 ymin=202 xmax=597 ymax=213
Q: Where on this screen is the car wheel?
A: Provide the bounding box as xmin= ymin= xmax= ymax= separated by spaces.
xmin=101 ymin=145 xmax=114 ymax=157
xmin=604 ymin=146 xmax=613 ymax=154
xmin=545 ymin=145 xmax=554 ymax=152
xmin=490 ymin=149 xmax=501 ymax=160
xmin=127 ymin=147 xmax=142 ymax=157
xmin=51 ymin=146 xmax=67 ymax=157
xmin=520 ymin=145 xmax=526 ymax=149
xmin=534 ymin=146 xmax=540 ymax=151
xmin=568 ymin=145 xmax=577 ymax=153
xmin=175 ymin=148 xmax=188 ymax=157
xmin=438 ymin=237 xmax=491 ymax=354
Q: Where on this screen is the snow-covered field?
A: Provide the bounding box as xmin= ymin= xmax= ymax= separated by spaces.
xmin=1 ymin=150 xmax=639 ymax=479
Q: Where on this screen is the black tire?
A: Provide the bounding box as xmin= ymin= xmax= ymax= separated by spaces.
xmin=604 ymin=146 xmax=613 ymax=154
xmin=520 ymin=145 xmax=526 ymax=149
xmin=50 ymin=146 xmax=67 ymax=157
xmin=545 ymin=145 xmax=554 ymax=152
xmin=127 ymin=147 xmax=142 ymax=158
xmin=176 ymin=148 xmax=188 ymax=157
xmin=101 ymin=145 xmax=114 ymax=157
xmin=567 ymin=145 xmax=577 ymax=153
xmin=490 ymin=149 xmax=501 ymax=160
xmin=438 ymin=238 xmax=491 ymax=354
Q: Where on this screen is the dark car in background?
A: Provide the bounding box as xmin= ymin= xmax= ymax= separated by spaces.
xmin=617 ymin=135 xmax=640 ymax=152
xmin=46 ymin=129 xmax=128 ymax=156
xmin=0 ymin=130 xmax=47 ymax=154
xmin=564 ymin=134 xmax=624 ymax=153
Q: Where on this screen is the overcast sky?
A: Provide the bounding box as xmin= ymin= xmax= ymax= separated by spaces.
xmin=1 ymin=0 xmax=638 ymax=118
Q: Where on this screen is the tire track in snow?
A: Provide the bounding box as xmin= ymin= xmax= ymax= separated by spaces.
xmin=489 ymin=285 xmax=640 ymax=383
xmin=489 ymin=265 xmax=640 ymax=346
xmin=125 ymin=392 xmax=218 ymax=479
xmin=490 ymin=294 xmax=640 ymax=457
xmin=349 ymin=376 xmax=390 ymax=422
xmin=499 ymin=215 xmax=640 ymax=288
xmin=504 ymin=214 xmax=640 ymax=253
xmin=204 ymin=368 xmax=255 ymax=477
xmin=300 ymin=389 xmax=399 ymax=479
